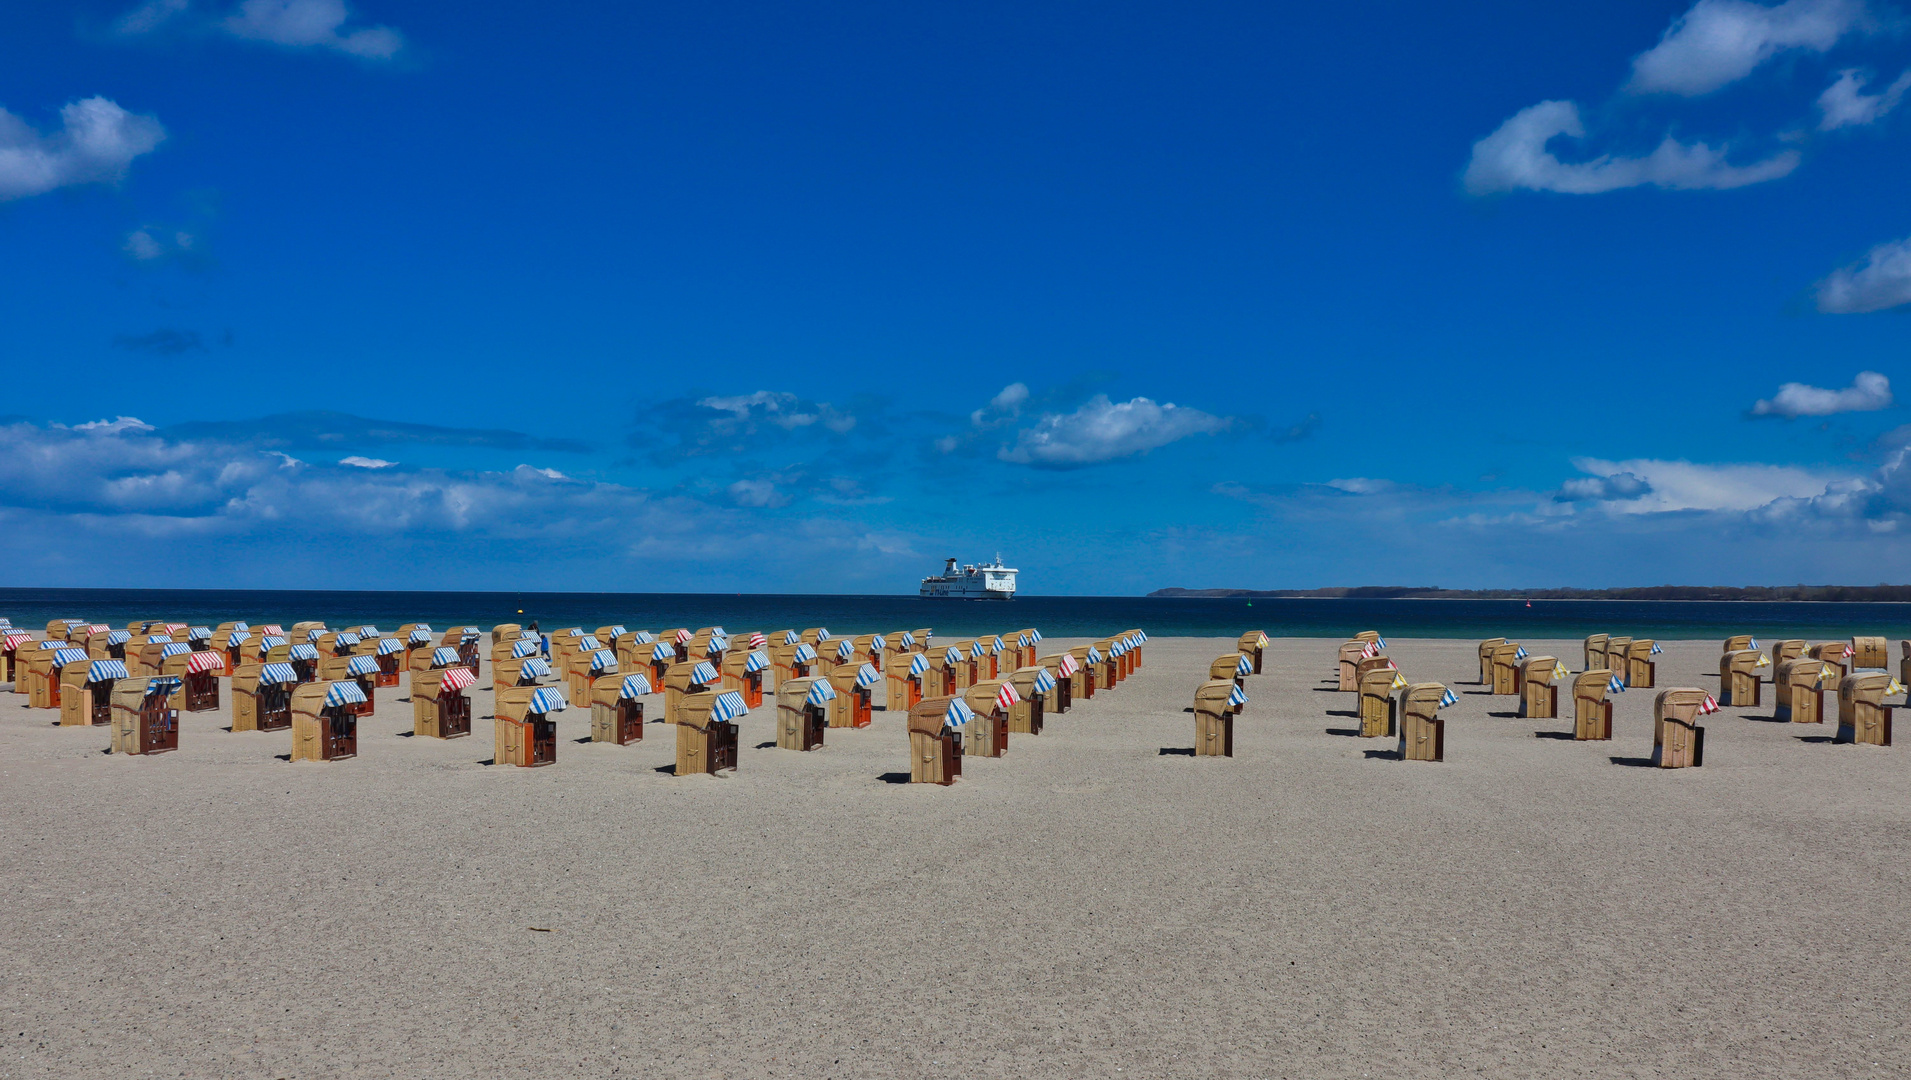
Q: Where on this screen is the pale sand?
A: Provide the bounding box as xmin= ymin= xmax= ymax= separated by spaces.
xmin=2 ymin=636 xmax=1907 ymax=1079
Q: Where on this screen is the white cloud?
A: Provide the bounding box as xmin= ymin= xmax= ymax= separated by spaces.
xmin=338 ymin=456 xmax=394 ymax=468
xmin=114 ymin=0 xmax=191 ymax=34
xmin=1751 ymin=371 xmax=1893 ymax=417
xmin=1814 ymin=236 xmax=1911 ymax=312
xmin=1626 ymin=0 xmax=1866 ymax=97
xmin=726 ymin=478 xmax=788 ymax=508
xmin=1464 ymin=100 xmax=1799 ymax=195
xmin=0 ymin=98 xmax=165 ymax=202
xmin=223 ymin=0 xmax=402 ymax=58
xmin=998 ymin=395 xmax=1230 ymax=468
xmin=696 ymin=391 xmax=855 ymax=434
xmin=1554 ymin=471 xmax=1653 ymax=502
xmin=1567 ymin=456 xmax=1848 ymax=513
xmin=122 ymin=227 xmax=198 ymax=262
xmin=970 ymin=382 xmax=1028 ymax=426
xmin=1818 ymin=68 xmax=1911 ymax=129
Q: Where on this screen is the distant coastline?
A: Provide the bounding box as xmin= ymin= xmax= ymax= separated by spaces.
xmin=1149 ymin=585 xmax=1911 ymax=603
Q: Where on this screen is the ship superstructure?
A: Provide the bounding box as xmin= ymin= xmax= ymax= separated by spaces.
xmin=919 ymin=555 xmax=1017 ymax=600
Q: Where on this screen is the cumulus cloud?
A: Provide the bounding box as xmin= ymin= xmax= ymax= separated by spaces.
xmin=1814 ymin=237 xmax=1911 ymax=313
xmin=0 ymin=97 xmax=165 ymax=202
xmin=997 ymin=395 xmax=1230 ymax=468
xmin=1554 ymin=471 xmax=1653 ymax=502
xmin=1818 ymin=68 xmax=1911 ymax=129
xmin=116 ymin=0 xmax=403 ymax=60
xmin=338 ymin=456 xmax=394 ymax=468
xmin=633 ymin=391 xmax=867 ymax=462
xmin=1565 ymin=457 xmax=1848 ymax=513
xmin=1463 ymin=100 xmax=1799 ymax=195
xmin=698 ymin=390 xmax=856 ymax=434
xmin=1751 ymin=371 xmax=1893 ymax=417
xmin=1626 ymin=0 xmax=1866 ymax=97
xmin=970 ymin=383 xmax=1029 ymax=426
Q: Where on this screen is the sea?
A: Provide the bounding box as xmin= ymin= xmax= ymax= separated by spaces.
xmin=3 ymin=589 xmax=1910 ymax=641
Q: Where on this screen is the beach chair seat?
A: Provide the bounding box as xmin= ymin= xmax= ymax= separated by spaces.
xmin=1489 ymin=642 xmax=1524 ymax=696
xmin=1519 ymin=656 xmax=1561 ymax=719
xmin=1006 ymin=666 xmax=1047 ymax=735
xmin=411 ymin=666 xmax=474 ymax=739
xmin=1584 ymin=634 xmax=1609 ymax=673
xmin=826 ymin=662 xmax=877 ymax=729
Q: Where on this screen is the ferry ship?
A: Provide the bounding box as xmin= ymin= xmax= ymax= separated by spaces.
xmin=919 ymin=556 xmax=1018 ymax=600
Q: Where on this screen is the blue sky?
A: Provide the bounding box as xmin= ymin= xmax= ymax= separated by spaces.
xmin=4 ymin=0 xmax=1911 ymax=593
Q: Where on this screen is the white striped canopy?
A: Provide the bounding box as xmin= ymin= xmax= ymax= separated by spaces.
xmin=607 ymin=625 xmax=627 ymax=639
xmin=259 ymin=636 xmax=288 ymax=652
xmin=1109 ymin=641 xmax=1127 ymax=657
xmin=408 ymin=629 xmax=433 ymax=644
xmin=147 ymin=636 xmax=174 ymax=645
xmin=943 ymin=647 xmax=965 ymax=665
xmin=991 ymin=636 xmax=1006 ymax=651
xmin=747 ymin=632 xmax=767 ymax=648
xmin=1135 ymin=631 xmax=1148 ymax=643
xmin=619 ymin=673 xmax=653 ymax=698
xmin=1017 ymin=632 xmax=1032 ymax=647
xmin=2 ymin=633 xmax=33 ymax=650
xmin=258 ymin=624 xmax=283 ymax=635
xmin=673 ymin=629 xmax=691 ymax=643
xmin=161 ymin=643 xmax=193 ymax=658
xmin=1227 ymin=685 xmax=1248 ymax=709
xmin=834 ymin=640 xmax=854 ymax=660
xmin=52 ymin=648 xmax=88 ymax=667
xmin=908 ymin=653 xmax=930 ymax=676
xmin=805 ymin=679 xmax=837 ymax=706
xmin=898 ymin=632 xmax=916 ymax=647
xmin=968 ymin=642 xmax=986 ymax=660
xmin=438 ymin=667 xmax=476 ymax=694
xmin=259 ymin=663 xmax=300 ymax=685
xmin=691 ymin=661 xmax=719 ymax=684
xmin=792 ymin=643 xmax=817 ymax=663
xmin=589 ymin=649 xmax=616 ymax=672
xmin=345 ymin=656 xmax=379 ymax=677
xmin=577 ymin=635 xmax=602 ymax=651
xmin=287 ymin=644 xmax=319 ymax=661
xmin=304 ymin=629 xmax=325 ymax=641
xmin=519 ymin=658 xmax=553 ymax=679
xmin=186 ymin=651 xmax=225 ymax=674
xmin=355 ymin=626 xmax=381 ymax=636
xmin=431 ymin=647 xmax=462 ymax=667
xmin=710 ymin=690 xmax=749 ymax=724
xmin=164 ymin=624 xmax=187 ymax=635
xmin=780 ymin=630 xmax=799 ymax=645
xmin=943 ymin=698 xmax=975 ymax=728
xmin=62 ymin=619 xmax=85 ymax=627
xmin=1032 ymin=669 xmax=1056 ymax=694
xmin=529 ymin=687 xmax=568 ymax=714
xmin=1233 ymin=654 xmax=1252 ymax=676
xmin=336 ymin=632 xmax=361 ymax=647
xmin=109 ymin=630 xmax=133 ymax=645
xmin=324 ymin=681 xmax=368 ymax=707
xmin=377 ymin=638 xmax=405 ymax=656
xmin=708 ymin=635 xmax=729 ymax=654
xmin=869 ymin=634 xmax=887 ymax=649
xmin=855 ymin=663 xmax=880 ymax=688
xmin=511 ymin=640 xmax=540 ymax=658
xmin=88 ymin=659 xmax=129 ymax=681
xmin=41 ymin=639 xmax=74 ymax=650
xmin=813 ymin=628 xmax=831 ymax=641
xmin=744 ymin=650 xmax=769 ymax=673
xmin=146 ymin=676 xmax=182 ymax=696
xmin=225 ymin=631 xmax=246 ymax=648
xmin=561 ymin=628 xmax=583 ymax=637
xmin=1029 ymin=629 xmax=1044 ymax=642
xmin=517 ymin=629 xmax=540 ymax=639
xmin=650 ymin=642 xmax=675 ymax=661
xmin=232 ymin=622 xmax=251 ymax=632
xmin=188 ymin=627 xmax=211 ymax=640
xmin=632 ymin=631 xmax=654 ymax=644
xmin=1085 ymin=646 xmax=1104 ymax=664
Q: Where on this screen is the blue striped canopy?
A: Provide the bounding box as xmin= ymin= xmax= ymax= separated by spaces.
xmin=1608 ymin=673 xmax=1628 ymax=694
xmin=1017 ymin=632 xmax=1032 ymax=647
xmin=1227 ymin=684 xmax=1248 ymax=708
xmin=577 ymin=636 xmax=602 ymax=651
xmin=834 ymin=640 xmax=855 ymax=660
xmin=188 ymin=626 xmax=211 ymax=641
xmin=650 ymin=642 xmax=675 ymax=661
xmin=1234 ymin=654 xmax=1252 ymax=676
xmin=1085 ymin=646 xmax=1103 ymax=664
xmin=260 ymin=636 xmax=288 ymax=650
xmin=519 ymin=658 xmax=552 ymax=679
xmin=62 ymin=618 xmax=85 ymax=627
xmin=377 ymin=638 xmax=405 ymax=656
xmin=346 ymin=656 xmax=379 ymax=677
xmin=231 ymin=622 xmax=249 ymax=632
xmin=805 ymin=679 xmax=837 ymax=705
xmin=52 ymin=648 xmax=88 ymax=667
xmin=160 ymin=643 xmax=192 ymax=658
xmin=259 ymin=662 xmax=300 ymax=685
xmin=780 ymin=630 xmax=800 ymax=645
xmin=813 ymin=628 xmax=831 ymax=641
xmin=1110 ymin=640 xmax=1127 ymax=657
xmin=691 ymin=661 xmax=719 ymax=684
xmin=792 ymin=643 xmax=817 ymax=663
xmin=561 ymin=628 xmax=583 ymax=638
xmin=1030 ymin=629 xmax=1044 ymax=642
xmin=631 ymin=630 xmax=654 ymax=644
xmin=705 ymin=626 xmax=727 ymax=637
xmin=226 ymin=631 xmax=246 ymax=648
xmin=288 ymin=643 xmax=319 ymax=661
xmin=968 ymin=642 xmax=986 ymax=659
xmin=943 ymin=647 xmax=965 ymax=665
xmin=356 ymin=626 xmax=381 ymax=636
xmin=529 ymin=687 xmax=568 ymax=714
xmin=324 ymin=681 xmax=368 ymax=707
xmin=1513 ymin=645 xmax=1528 ymax=660
xmin=459 ymin=628 xmax=481 ymax=641
xmin=869 ymin=634 xmax=887 ymax=649
xmin=1032 ymin=669 xmax=1056 ymax=694
xmin=1650 ymin=643 xmax=1663 ymax=655
xmin=909 ymin=653 xmax=930 ymax=676
xmin=943 ymin=698 xmax=975 ymax=727
xmin=431 ymin=647 xmax=462 ymax=667
xmin=412 ymin=623 xmax=433 ymax=633
xmin=108 ymin=630 xmax=132 ymax=645
xmin=146 ymin=676 xmax=181 ymax=696
xmin=408 ymin=629 xmax=433 ymax=644
xmin=619 ymin=673 xmax=653 ymax=698
xmin=336 ymin=632 xmax=361 ymax=647
xmin=744 ymin=650 xmax=769 ymax=673
xmin=304 ymin=629 xmax=326 ymax=641
xmin=710 ymin=689 xmax=749 ymax=723
xmin=511 ymin=640 xmax=540 ymax=658
xmin=898 ymin=632 xmax=916 ymax=647
xmin=855 ymin=662 xmax=880 ymax=688
xmin=991 ymin=636 xmax=1006 ymax=650
xmin=589 ymin=649 xmax=616 ymax=672
xmin=708 ymin=635 xmax=729 ymax=654
xmin=87 ymin=659 xmax=129 ymax=681
xmin=1438 ymin=687 xmax=1459 ymax=709
xmin=517 ymin=629 xmax=539 ymax=639
xmin=607 ymin=625 xmax=627 ymax=639
xmin=38 ymin=640 xmax=69 ymax=649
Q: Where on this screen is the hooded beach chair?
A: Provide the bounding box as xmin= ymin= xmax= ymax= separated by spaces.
xmin=1723 ymin=635 xmax=1753 ymax=653
xmin=799 ymin=627 xmax=831 ymax=648
xmin=721 ymin=648 xmax=770 ymax=709
xmin=29 ymin=646 xmax=91 ymax=709
xmin=1091 ymin=638 xmax=1121 ymax=687
xmin=1624 ymin=640 xmax=1658 ymax=689
xmin=1518 ymin=656 xmax=1564 ymax=719
xmin=1048 ymin=652 xmax=1082 ymax=708
xmin=851 ymin=633 xmax=887 ymax=674
xmin=161 ymin=647 xmax=225 ymax=712
xmin=1651 ymin=689 xmax=1712 ymax=768
xmin=590 ymin=672 xmax=651 ymax=744
xmin=1 ymin=629 xmax=37 ymax=685
xmin=1193 ymin=679 xmax=1242 ymax=756
xmin=491 ymin=623 xmax=522 ymax=647
xmin=769 ymin=641 xmax=816 ymax=690
xmin=594 ymin=626 xmax=627 ymax=650
xmin=775 ymin=676 xmax=834 ymax=751
xmin=1123 ymin=630 xmax=1147 ymax=672
xmin=960 ymin=680 xmax=1012 ymax=759
xmin=495 ymin=686 xmax=566 ymax=767
xmin=674 ymin=688 xmax=747 ymax=775
xmin=1337 ymin=641 xmax=1369 ymax=691
xmin=1358 ymin=665 xmax=1401 ymax=738
xmin=1604 ymin=638 xmax=1633 ymax=684
xmin=341 ymin=655 xmax=380 ymax=715
xmin=1489 ymin=642 xmax=1525 ymax=696
xmin=907 ymin=697 xmax=968 ymax=785
xmin=110 ymin=676 xmax=181 ymax=755
xmin=1399 ymin=684 xmax=1452 ymax=762
xmin=1477 ymin=639 xmax=1505 ymax=685
xmin=1068 ymin=646 xmax=1097 ymax=698
xmin=1351 ymin=655 xmax=1394 ymax=707
xmin=232 ymin=663 xmax=299 ymax=732
xmin=291 ymin=621 xmax=326 ymax=641
xmin=290 ymin=681 xmax=364 ymax=763
xmin=569 ymin=648 xmax=618 ymax=708
xmin=1583 ymin=634 xmax=1610 ymax=673
xmin=61 ymin=658 xmax=127 ymax=727
xmin=1773 ymin=640 xmax=1806 ymax=666
xmin=1836 ymin=672 xmax=1896 ymax=746
xmin=1719 ymin=649 xmax=1765 ymax=707
xmin=1237 ymin=631 xmax=1268 ymax=675
xmin=1774 ymin=658 xmax=1831 ymax=724
xmin=492 ymin=639 xmax=546 ymax=694
xmin=411 ymin=665 xmax=475 ymax=739
xmin=660 ymin=629 xmax=692 ymax=663
xmin=1571 ymin=669 xmax=1621 ymax=741
xmin=1850 ymin=636 xmax=1889 ymax=672
xmin=825 ymin=662 xmax=879 ymax=729
xmin=1212 ymin=652 xmax=1255 ymax=691
xmin=949 ymin=641 xmax=978 ymax=690
xmin=909 ymin=629 xmax=933 ymax=652
xmin=663 ymin=659 xmax=721 ymax=726
xmin=1006 ymin=666 xmax=1048 ymax=735
xmin=885 ymin=651 xmax=929 ymax=714
xmin=1809 ymin=642 xmax=1850 ymax=692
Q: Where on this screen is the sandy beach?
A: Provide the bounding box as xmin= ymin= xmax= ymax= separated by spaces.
xmin=2 ymin=635 xmax=1907 ymax=1078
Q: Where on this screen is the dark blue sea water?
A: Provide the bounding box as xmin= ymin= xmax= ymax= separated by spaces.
xmin=2 ymin=589 xmax=1909 ymax=640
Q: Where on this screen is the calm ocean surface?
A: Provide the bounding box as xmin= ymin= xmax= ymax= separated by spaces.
xmin=2 ymin=589 xmax=1909 ymax=640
